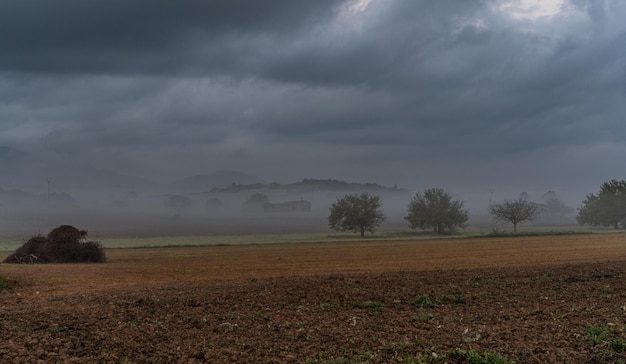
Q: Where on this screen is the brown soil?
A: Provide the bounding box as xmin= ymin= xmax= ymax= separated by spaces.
xmin=2 ymin=234 xmax=626 ymax=363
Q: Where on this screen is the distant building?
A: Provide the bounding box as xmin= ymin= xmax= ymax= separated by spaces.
xmin=263 ymin=199 xmax=312 ymax=213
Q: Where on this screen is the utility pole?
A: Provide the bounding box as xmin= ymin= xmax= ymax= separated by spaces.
xmin=47 ymin=177 xmax=52 ymax=201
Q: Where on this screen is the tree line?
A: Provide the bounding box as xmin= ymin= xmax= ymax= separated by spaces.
xmin=328 ymin=180 xmax=626 ymax=237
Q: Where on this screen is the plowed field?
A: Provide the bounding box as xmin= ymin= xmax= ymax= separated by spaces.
xmin=2 ymin=233 xmax=626 ymax=363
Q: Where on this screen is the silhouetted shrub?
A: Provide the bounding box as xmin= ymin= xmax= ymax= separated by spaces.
xmin=2 ymin=225 xmax=105 ymax=264
xmin=77 ymin=241 xmax=106 ymax=263
xmin=47 ymin=225 xmax=87 ymax=244
xmin=2 ymin=235 xmax=49 ymax=263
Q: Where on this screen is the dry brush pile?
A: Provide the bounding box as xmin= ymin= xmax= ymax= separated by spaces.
xmin=2 ymin=225 xmax=105 ymax=264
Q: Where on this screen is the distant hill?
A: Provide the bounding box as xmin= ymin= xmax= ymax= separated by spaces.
xmin=278 ymin=178 xmax=405 ymax=193
xmin=169 ymin=171 xmax=266 ymax=191
xmin=211 ymin=178 xmax=407 ymax=194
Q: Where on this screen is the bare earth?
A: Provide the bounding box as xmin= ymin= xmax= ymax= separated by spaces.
xmin=2 ymin=234 xmax=626 ymax=363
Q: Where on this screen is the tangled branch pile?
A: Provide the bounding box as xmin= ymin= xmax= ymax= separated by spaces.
xmin=2 ymin=225 xmax=105 ymax=264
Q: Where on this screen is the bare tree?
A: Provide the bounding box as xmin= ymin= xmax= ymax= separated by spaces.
xmin=489 ymin=197 xmax=539 ymax=233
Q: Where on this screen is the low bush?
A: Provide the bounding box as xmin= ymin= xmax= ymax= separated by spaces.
xmin=2 ymin=225 xmax=105 ymax=264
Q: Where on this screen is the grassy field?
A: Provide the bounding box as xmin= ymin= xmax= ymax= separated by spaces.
xmin=0 ymin=232 xmax=419 ymax=252
xmin=0 ymin=224 xmax=623 ymax=252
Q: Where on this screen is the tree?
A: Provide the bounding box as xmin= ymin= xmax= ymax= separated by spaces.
xmin=242 ymin=193 xmax=269 ymax=212
xmin=489 ymin=197 xmax=539 ymax=233
xmin=328 ymin=193 xmax=385 ymax=237
xmin=404 ymin=188 xmax=468 ymax=235
xmin=541 ymin=196 xmax=574 ymax=221
xmin=577 ymin=179 xmax=626 ymax=229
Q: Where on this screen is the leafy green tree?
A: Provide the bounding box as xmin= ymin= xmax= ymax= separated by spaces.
xmin=404 ymin=188 xmax=468 ymax=235
xmin=577 ymin=179 xmax=626 ymax=229
xmin=577 ymin=193 xmax=602 ymax=226
xmin=489 ymin=197 xmax=539 ymax=233
xmin=328 ymin=193 xmax=385 ymax=237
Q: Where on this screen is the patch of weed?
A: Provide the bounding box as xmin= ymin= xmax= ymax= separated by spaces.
xmin=388 ymin=340 xmax=409 ymax=353
xmin=587 ymin=325 xmax=609 ymax=346
xmin=411 ymin=294 xmax=437 ymax=309
xmin=359 ymin=351 xmax=375 ymax=361
xmin=412 ymin=311 xmax=434 ymax=322
xmin=611 ymin=339 xmax=626 ymax=353
xmin=441 ymin=293 xmax=466 ymax=304
xmin=351 ymin=300 xmax=384 ymax=311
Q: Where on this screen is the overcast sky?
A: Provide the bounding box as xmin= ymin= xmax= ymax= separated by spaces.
xmin=1 ymin=0 xmax=625 ymax=203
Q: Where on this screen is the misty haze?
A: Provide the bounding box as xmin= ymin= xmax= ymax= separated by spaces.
xmin=0 ymin=169 xmax=578 ymax=241
xmin=0 ymin=0 xmax=624 ymax=242
xmin=0 ymin=172 xmax=417 ymax=238
xmin=4 ymin=2 xmax=626 ymax=362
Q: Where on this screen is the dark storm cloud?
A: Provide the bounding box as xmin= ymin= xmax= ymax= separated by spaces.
xmin=0 ymin=0 xmax=625 ymax=204
xmin=263 ymin=1 xmax=482 ymax=86
xmin=0 ymin=0 xmax=343 ymax=75
xmin=252 ymin=0 xmax=626 ymax=159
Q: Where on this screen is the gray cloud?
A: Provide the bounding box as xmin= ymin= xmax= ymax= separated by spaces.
xmin=0 ymin=0 xmax=342 ymax=75
xmin=0 ymin=0 xmax=625 ymax=206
